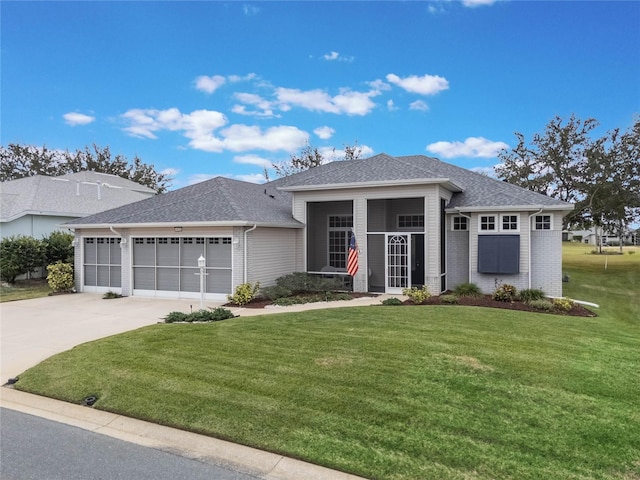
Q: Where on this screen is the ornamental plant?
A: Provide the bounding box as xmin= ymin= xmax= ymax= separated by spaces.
xmin=46 ymin=261 xmax=74 ymax=293
xmin=402 ymin=285 xmax=431 ymax=304
xmin=227 ymin=281 xmax=260 ymax=306
xmin=553 ymin=297 xmax=574 ymax=312
xmin=493 ymin=284 xmax=518 ymax=302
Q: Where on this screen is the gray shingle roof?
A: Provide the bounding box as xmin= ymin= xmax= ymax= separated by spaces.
xmin=65 ymin=176 xmax=301 ymax=227
xmin=0 ymin=172 xmax=156 ymax=222
xmin=274 ymin=153 xmax=572 ymax=210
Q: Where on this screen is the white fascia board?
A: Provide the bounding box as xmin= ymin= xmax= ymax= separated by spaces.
xmin=278 ymin=178 xmax=463 ymax=193
xmin=446 ymin=204 xmax=574 ymax=213
xmin=65 ymin=220 xmax=304 ymax=229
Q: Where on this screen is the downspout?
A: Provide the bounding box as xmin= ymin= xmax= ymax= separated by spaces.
xmin=456 ymin=210 xmax=472 ymax=283
xmin=243 ymin=224 xmax=258 ymax=283
xmin=527 ymin=207 xmax=544 ymax=289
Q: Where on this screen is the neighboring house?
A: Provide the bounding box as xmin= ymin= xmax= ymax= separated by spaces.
xmin=0 ymin=171 xmax=156 ymax=239
xmin=65 ymin=154 xmax=573 ymax=300
xmin=568 ymin=228 xmax=631 ymax=246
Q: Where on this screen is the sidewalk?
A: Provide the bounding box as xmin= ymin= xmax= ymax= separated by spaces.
xmin=1 ymin=293 xmax=384 ymax=480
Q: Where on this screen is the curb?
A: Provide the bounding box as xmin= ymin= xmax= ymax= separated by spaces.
xmin=0 ymin=387 xmax=367 ymax=480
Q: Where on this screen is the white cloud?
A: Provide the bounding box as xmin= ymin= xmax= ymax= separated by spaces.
xmin=426 ymin=137 xmax=509 ymax=159
xmin=462 ymin=0 xmax=496 ymax=7
xmin=63 ymin=112 xmax=95 ymax=126
xmin=314 ymin=126 xmax=335 ymax=139
xmin=188 ymin=173 xmax=217 ymax=185
xmin=387 ymin=100 xmax=398 ymax=111
xmin=235 ymin=173 xmax=267 ymax=184
xmin=121 ymin=108 xmax=227 ymax=151
xmin=233 ymin=154 xmax=272 ymax=167
xmin=409 ymin=100 xmax=430 ymax=111
xmin=195 ymin=75 xmax=226 ymax=94
xmin=276 ymin=87 xmax=378 ymax=116
xmin=228 ymin=73 xmax=258 ymax=83
xmin=368 ymin=79 xmax=392 ymax=91
xmin=242 ymin=4 xmax=260 ymax=15
xmin=322 ymin=51 xmax=354 ymax=62
xmin=232 ymin=92 xmax=277 ymax=117
xmin=386 ymin=73 xmax=449 ymax=95
xmin=320 ymin=144 xmax=375 ymax=162
xmin=220 ymin=124 xmax=308 ymax=152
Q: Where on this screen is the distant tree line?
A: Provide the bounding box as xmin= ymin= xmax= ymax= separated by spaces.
xmin=0 ymin=143 xmax=171 ymax=193
xmin=496 ymin=115 xmax=640 ymax=242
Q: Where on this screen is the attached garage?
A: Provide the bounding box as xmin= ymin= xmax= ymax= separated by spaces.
xmin=131 ymin=236 xmax=232 ymax=298
xmin=83 ymin=237 xmax=122 ymax=292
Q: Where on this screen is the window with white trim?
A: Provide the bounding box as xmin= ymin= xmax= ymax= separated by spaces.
xmin=501 ymin=214 xmax=519 ymax=232
xmin=480 ymin=215 xmax=496 ymax=231
xmin=328 ymin=215 xmax=353 ymax=269
xmin=452 ymin=216 xmax=468 ymax=231
xmin=534 ymin=215 xmax=552 ymax=230
xmin=398 ymin=214 xmax=424 ymax=229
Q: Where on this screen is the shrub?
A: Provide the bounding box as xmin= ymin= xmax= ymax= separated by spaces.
xmin=518 ymin=289 xmax=545 ymax=302
xmin=381 ymin=297 xmax=403 ymax=306
xmin=46 ymin=261 xmax=74 ymax=293
xmin=164 ymin=311 xmax=189 ymax=323
xmin=103 ymin=291 xmax=123 ymax=299
xmin=553 ymin=297 xmax=574 ymax=312
xmin=402 ymin=285 xmax=431 ymax=304
xmin=43 ymin=231 xmax=74 ymax=265
xmin=453 ymin=282 xmax=482 ymax=297
xmin=163 ymin=307 xmax=235 ymax=323
xmin=0 ymin=235 xmax=46 ymax=283
xmin=629 ymin=251 xmax=636 ymax=255
xmin=440 ymin=294 xmax=459 ymax=304
xmin=260 ymin=284 xmax=292 ymax=301
xmin=227 ymin=281 xmax=260 ymax=306
xmin=275 ymin=272 xmax=343 ymax=295
xmin=528 ymin=299 xmax=554 ymax=311
xmin=493 ymin=284 xmax=517 ymax=302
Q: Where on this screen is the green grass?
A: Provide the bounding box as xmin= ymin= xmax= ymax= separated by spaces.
xmin=562 ymin=242 xmax=640 ymax=323
xmin=0 ymin=279 xmax=51 ymax=302
xmin=14 ymin=244 xmax=640 ymax=479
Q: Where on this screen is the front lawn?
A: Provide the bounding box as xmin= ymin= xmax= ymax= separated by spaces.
xmin=0 ymin=278 xmax=51 ymax=303
xmin=15 ymin=305 xmax=640 ymax=479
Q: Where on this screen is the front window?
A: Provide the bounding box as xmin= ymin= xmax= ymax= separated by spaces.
xmin=502 ymin=214 xmax=519 ymax=231
xmin=534 ymin=215 xmax=551 ymax=230
xmin=452 ymin=216 xmax=468 ymax=231
xmin=480 ymin=215 xmax=496 ymax=231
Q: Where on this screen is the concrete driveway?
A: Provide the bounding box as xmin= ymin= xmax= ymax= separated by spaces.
xmin=0 ymin=294 xmax=219 ymax=383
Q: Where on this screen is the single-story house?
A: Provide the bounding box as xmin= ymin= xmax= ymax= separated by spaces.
xmin=0 ymin=171 xmax=156 ymax=239
xmin=64 ymin=154 xmax=573 ymax=300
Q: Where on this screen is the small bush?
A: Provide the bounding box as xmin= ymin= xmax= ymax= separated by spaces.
xmin=260 ymin=285 xmax=292 ymax=301
xmin=275 ymin=272 xmax=344 ymax=295
xmin=163 ymin=307 xmax=235 ymax=323
xmin=553 ymin=297 xmax=574 ymax=312
xmin=629 ymin=251 xmax=636 ymax=255
xmin=440 ymin=294 xmax=459 ymax=304
xmin=43 ymin=231 xmax=74 ymax=265
xmin=102 ymin=291 xmax=123 ymax=299
xmin=46 ymin=261 xmax=74 ymax=293
xmin=518 ymin=289 xmax=545 ymax=302
xmin=402 ymin=285 xmax=431 ymax=304
xmin=528 ymin=299 xmax=554 ymax=311
xmin=381 ymin=297 xmax=403 ymax=306
xmin=454 ymin=282 xmax=482 ymax=297
xmin=1 ymin=235 xmax=47 ymax=283
xmin=227 ymin=281 xmax=260 ymax=306
xmin=164 ymin=311 xmax=189 ymax=323
xmin=493 ymin=284 xmax=517 ymax=302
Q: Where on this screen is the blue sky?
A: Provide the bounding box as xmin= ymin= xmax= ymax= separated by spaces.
xmin=2 ymin=1 xmax=639 ymax=189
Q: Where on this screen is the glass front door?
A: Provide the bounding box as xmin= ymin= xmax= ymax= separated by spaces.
xmin=386 ymin=234 xmax=409 ymax=294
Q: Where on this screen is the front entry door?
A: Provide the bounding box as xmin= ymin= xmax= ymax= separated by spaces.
xmin=411 ymin=234 xmax=425 ymax=286
xmin=386 ymin=234 xmax=409 ymax=294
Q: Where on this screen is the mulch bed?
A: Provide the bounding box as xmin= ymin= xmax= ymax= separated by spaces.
xmin=226 ymin=292 xmax=596 ymax=317
xmin=413 ymin=294 xmax=596 ymax=317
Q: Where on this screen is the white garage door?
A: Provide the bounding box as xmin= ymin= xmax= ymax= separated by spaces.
xmin=83 ymin=237 xmax=121 ymax=291
xmin=132 ymin=237 xmax=232 ymax=297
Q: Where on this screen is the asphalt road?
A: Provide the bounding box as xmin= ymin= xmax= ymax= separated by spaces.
xmin=0 ymin=408 xmax=259 ymax=480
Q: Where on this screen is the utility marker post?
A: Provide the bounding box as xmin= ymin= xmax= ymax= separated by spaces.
xmin=196 ymin=255 xmax=208 ymax=310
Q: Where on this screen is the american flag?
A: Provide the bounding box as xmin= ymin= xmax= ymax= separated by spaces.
xmin=347 ymin=232 xmax=358 ymax=277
